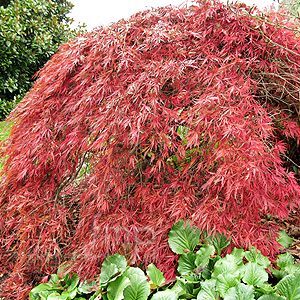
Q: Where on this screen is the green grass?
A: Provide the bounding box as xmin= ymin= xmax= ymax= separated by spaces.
xmin=0 ymin=120 xmax=11 ymax=141
xmin=0 ymin=120 xmax=11 ymax=173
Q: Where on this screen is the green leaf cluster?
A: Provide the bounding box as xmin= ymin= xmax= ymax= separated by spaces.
xmin=29 ymin=262 xmax=97 ymax=299
xmin=0 ymin=0 xmax=81 ymax=120
xmin=29 ymin=220 xmax=300 ymax=300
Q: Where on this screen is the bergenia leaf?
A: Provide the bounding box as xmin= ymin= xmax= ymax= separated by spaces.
xmin=278 ymin=231 xmax=294 ymax=248
xmin=47 ymin=293 xmax=69 ymax=300
xmin=197 ymin=279 xmax=218 ymax=300
xmin=230 ymin=248 xmax=245 ymax=266
xmin=276 ymin=273 xmax=300 ymax=300
xmin=195 ymin=244 xmax=215 ymax=267
xmin=30 ymin=283 xmax=59 ymax=293
xmin=168 ymin=220 xmax=201 ymax=254
xmin=99 ymin=263 xmax=119 ymax=285
xmin=57 ymin=263 xmax=71 ymax=279
xmin=66 ymin=273 xmax=79 ymax=292
xmin=177 ymin=252 xmax=197 ymax=275
xmin=224 ymin=283 xmax=254 ymax=300
xmin=284 ymin=263 xmax=300 ymax=275
xmin=243 ymin=262 xmax=268 ymax=286
xmin=107 ymin=275 xmax=131 ymax=300
xmin=216 ymin=273 xmax=239 ymax=298
xmin=205 ymin=232 xmax=231 ymax=255
xmin=123 ymin=267 xmax=145 ymax=278
xmin=146 ymin=263 xmax=165 ymax=287
xmin=102 ymin=254 xmax=128 ymax=271
xmin=123 ymin=274 xmax=150 ymax=300
xmin=256 ymin=282 xmax=275 ymax=294
xmin=151 ymin=290 xmax=178 ymax=300
xmin=257 ymin=293 xmax=285 ymax=299
xmin=211 ymin=258 xmax=240 ymax=279
xmin=245 ymin=247 xmax=270 ymax=268
xmin=277 ymin=252 xmax=294 ymax=268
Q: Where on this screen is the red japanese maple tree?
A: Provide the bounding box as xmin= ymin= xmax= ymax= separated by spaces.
xmin=1 ymin=0 xmax=300 ymax=298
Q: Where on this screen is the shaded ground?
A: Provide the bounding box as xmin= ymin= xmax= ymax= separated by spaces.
xmin=273 ymin=212 xmax=300 ymax=264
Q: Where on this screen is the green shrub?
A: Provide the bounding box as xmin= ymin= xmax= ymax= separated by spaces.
xmin=29 ymin=220 xmax=299 ymax=300
xmin=0 ymin=0 xmax=78 ymax=120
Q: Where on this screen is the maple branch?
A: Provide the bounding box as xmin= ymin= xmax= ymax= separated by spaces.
xmin=54 ymin=150 xmax=91 ymax=205
xmin=281 ymin=152 xmax=300 ymax=169
xmin=227 ymin=3 xmax=300 ymax=59
xmin=263 ymin=139 xmax=300 ymax=169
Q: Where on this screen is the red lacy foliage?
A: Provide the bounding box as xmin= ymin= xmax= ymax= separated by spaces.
xmin=1 ymin=0 xmax=300 ymax=298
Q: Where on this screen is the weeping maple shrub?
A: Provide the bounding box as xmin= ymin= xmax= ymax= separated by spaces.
xmin=1 ymin=0 xmax=300 ymax=298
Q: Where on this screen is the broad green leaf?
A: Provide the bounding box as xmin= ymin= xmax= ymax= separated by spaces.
xmin=28 ymin=292 xmax=41 ymax=300
xmin=177 ymin=252 xmax=197 ymax=275
xmin=220 ymin=254 xmax=245 ymax=277
xmin=102 ymin=254 xmax=128 ymax=272
xmin=202 ymin=256 xmax=220 ymax=280
xmin=211 ymin=258 xmax=240 ymax=279
xmin=285 ymin=263 xmax=300 ymax=275
xmin=204 ymin=232 xmax=231 ymax=255
xmin=175 ymin=276 xmax=194 ymax=294
xmin=89 ymin=290 xmax=102 ymax=300
xmin=146 ymin=263 xmax=165 ymax=287
xmin=61 ymin=288 xmax=78 ymax=299
xmin=67 ymin=273 xmax=79 ymax=292
xmin=123 ymin=267 xmax=145 ymax=278
xmin=278 ymin=230 xmax=294 ymax=248
xmin=151 ymin=290 xmax=178 ymax=300
xmin=40 ymin=290 xmax=62 ymax=298
xmin=107 ymin=275 xmax=131 ymax=300
xmin=49 ymin=274 xmax=61 ymax=284
xmin=123 ymin=274 xmax=150 ymax=300
xmin=184 ymin=273 xmax=202 ymax=283
xmin=168 ymin=220 xmax=201 ymax=254
xmin=77 ymin=280 xmax=97 ymax=294
xmin=169 ymin=280 xmax=185 ymax=292
xmin=47 ymin=293 xmax=69 ymax=300
xmin=245 ymin=247 xmax=270 ymax=268
xmin=195 ymin=244 xmax=215 ymax=267
xmin=99 ymin=263 xmax=119 ymax=285
xmin=224 ymin=283 xmax=254 ymax=300
xmin=219 ymin=254 xmax=244 ymax=269
xmin=276 ymin=273 xmax=300 ymax=300
xmin=258 ymin=294 xmax=286 ymax=300
xmin=30 ymin=283 xmax=57 ymax=293
xmin=216 ymin=273 xmax=239 ymax=297
xmin=197 ymin=279 xmax=218 ymax=300
xmin=57 ymin=262 xmax=71 ymax=278
xmin=229 ymin=248 xmax=245 ymax=266
xmin=243 ymin=262 xmax=268 ymax=286
xmin=256 ymin=282 xmax=275 ymax=294
xmin=272 ymin=268 xmax=287 ymax=279
xmin=277 ymin=252 xmax=294 ymax=268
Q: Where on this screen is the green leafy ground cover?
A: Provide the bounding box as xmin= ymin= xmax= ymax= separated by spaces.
xmin=29 ymin=220 xmax=300 ymax=300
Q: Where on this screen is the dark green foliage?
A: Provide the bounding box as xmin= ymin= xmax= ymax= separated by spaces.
xmin=0 ymin=0 xmax=77 ymax=120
